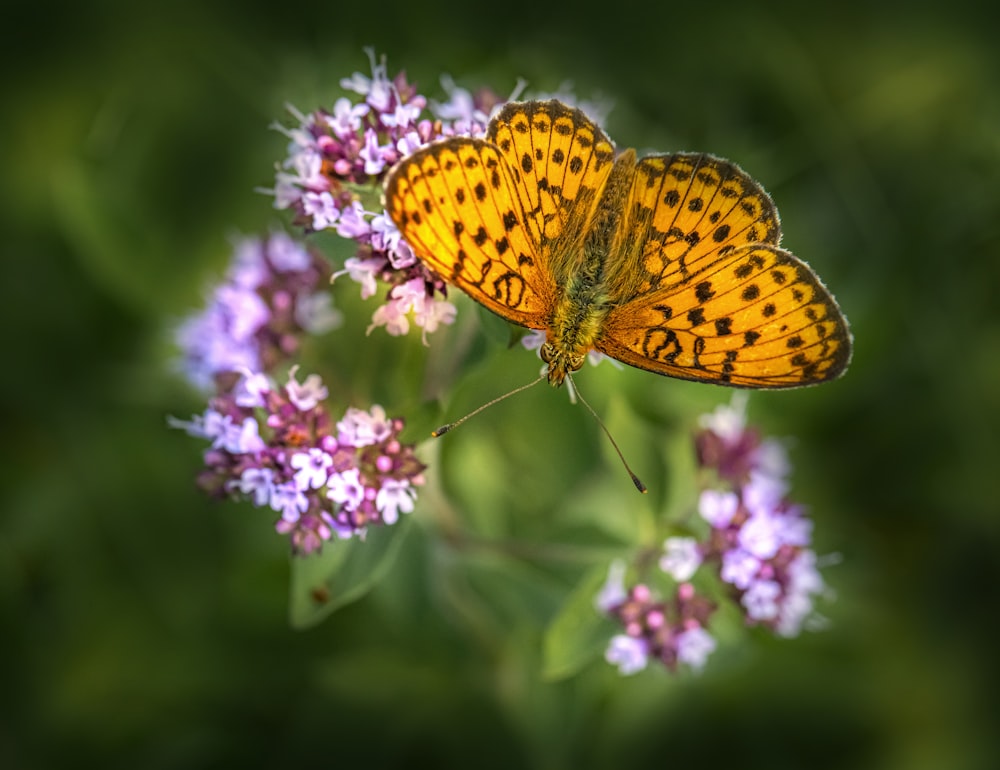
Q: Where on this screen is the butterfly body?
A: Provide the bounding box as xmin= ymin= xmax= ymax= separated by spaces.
xmin=385 ymin=100 xmax=851 ymax=390
xmin=541 ymin=147 xmax=638 ymax=385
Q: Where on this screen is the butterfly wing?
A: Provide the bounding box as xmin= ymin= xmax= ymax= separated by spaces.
xmin=385 ymin=138 xmax=553 ymax=327
xmin=597 ymin=154 xmax=851 ymax=387
xmin=487 ymin=100 xmax=617 ymax=283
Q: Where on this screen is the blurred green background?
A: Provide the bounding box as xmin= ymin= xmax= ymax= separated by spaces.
xmin=3 ymin=1 xmax=999 ymax=768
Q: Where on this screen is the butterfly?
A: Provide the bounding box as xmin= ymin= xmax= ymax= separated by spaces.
xmin=384 ymin=100 xmax=851 ymax=390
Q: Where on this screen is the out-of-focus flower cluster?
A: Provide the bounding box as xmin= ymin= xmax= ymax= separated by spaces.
xmin=175 ymin=232 xmax=340 ymax=390
xmin=598 ymin=393 xmax=831 ymax=675
xmin=266 ymin=48 xmax=509 ymax=340
xmin=170 ymin=368 xmax=424 ymax=555
xmin=596 ymin=562 xmax=718 ymax=675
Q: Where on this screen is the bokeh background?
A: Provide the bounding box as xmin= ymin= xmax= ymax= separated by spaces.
xmin=3 ymin=1 xmax=999 ymax=768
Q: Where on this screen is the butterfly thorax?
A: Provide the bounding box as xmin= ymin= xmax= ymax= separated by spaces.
xmin=542 ymin=149 xmax=638 ymax=387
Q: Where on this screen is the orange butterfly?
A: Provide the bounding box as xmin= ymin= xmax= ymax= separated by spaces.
xmin=384 ymin=100 xmax=851 ymax=389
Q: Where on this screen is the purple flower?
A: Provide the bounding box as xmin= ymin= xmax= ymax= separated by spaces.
xmin=336 ymin=257 xmax=382 ymax=299
xmin=358 ymin=127 xmax=389 ymax=175
xmin=660 ymin=537 xmax=702 ymax=581
xmin=302 ymin=191 xmax=340 ymax=230
xmin=369 ymin=212 xmax=407 ymax=258
xmin=775 ymin=551 xmax=828 ymax=637
xmin=595 ymin=559 xmax=628 ymax=612
xmin=698 ymin=488 xmax=739 ymax=528
xmin=291 ymin=448 xmax=333 ymax=490
xmin=742 ymin=579 xmax=783 ymax=621
xmin=233 ymin=370 xmax=272 ymax=408
xmin=605 ymin=635 xmax=649 ymax=675
xmin=167 ymin=409 xmax=222 ymax=441
xmin=674 ymin=627 xmax=717 ymax=672
xmin=386 ymin=237 xmax=416 ymax=270
xmin=334 ymin=201 xmax=372 ymax=240
xmin=327 ymin=468 xmax=365 ymax=511
xmin=230 ymin=238 xmax=270 ymax=288
xmin=175 ymin=309 xmax=261 ymax=391
xmin=340 ymin=48 xmax=394 ymax=111
xmin=275 ymin=511 xmax=333 ymax=553
xmin=328 ymin=97 xmax=369 ymax=137
xmin=267 ymin=231 xmax=313 ymax=272
xmin=699 ymin=392 xmax=749 ymax=445
xmin=236 ymin=467 xmax=275 ymax=507
xmin=394 ymin=129 xmax=426 ymax=158
xmin=214 ymin=415 xmax=265 ymax=454
xmin=336 ymin=405 xmax=393 ymax=448
xmin=721 ymin=548 xmax=761 ymax=590
xmin=380 ymin=99 xmax=423 ymax=129
xmin=366 ymin=278 xmax=457 ymax=342
xmin=367 ymin=288 xmax=412 ymax=336
xmin=432 ymin=75 xmax=491 ymax=127
xmin=174 ymin=234 xmax=337 ymax=390
xmin=270 ymin=481 xmax=310 ymax=523
xmin=375 ymin=478 xmax=415 ymax=524
xmin=742 ymin=472 xmax=788 ymax=516
xmin=285 ymin=367 xmax=329 ymax=411
xmin=694 ymin=392 xmax=791 ymax=484
xmin=738 ymin=508 xmax=784 ymax=560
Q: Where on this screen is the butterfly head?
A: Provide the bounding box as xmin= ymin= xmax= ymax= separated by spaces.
xmin=539 ymin=341 xmax=586 ymax=387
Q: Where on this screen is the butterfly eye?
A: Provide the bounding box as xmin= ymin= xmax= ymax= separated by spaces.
xmin=539 ymin=342 xmax=555 ymax=363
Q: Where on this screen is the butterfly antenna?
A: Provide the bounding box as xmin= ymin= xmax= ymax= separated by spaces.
xmin=567 ymin=374 xmax=647 ymax=494
xmin=432 ymin=373 xmax=546 ymax=437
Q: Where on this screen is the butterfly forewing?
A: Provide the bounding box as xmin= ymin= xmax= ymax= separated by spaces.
xmin=385 ymin=139 xmax=553 ymax=326
xmin=488 ymin=101 xmax=617 ymax=281
xmin=605 ymin=154 xmax=782 ymax=302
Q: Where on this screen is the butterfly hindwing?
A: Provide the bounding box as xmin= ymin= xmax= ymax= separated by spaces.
xmin=384 ymin=139 xmax=552 ymax=327
xmin=597 ymin=243 xmax=852 ymax=387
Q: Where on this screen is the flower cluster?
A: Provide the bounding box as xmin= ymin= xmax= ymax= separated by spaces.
xmin=670 ymin=393 xmax=829 ymax=637
xmin=596 ymin=562 xmax=718 ymax=675
xmin=598 ymin=394 xmax=831 ymax=675
xmin=268 ymin=48 xmax=507 ymax=340
xmin=175 ymin=233 xmax=340 ymax=390
xmin=170 ymin=368 xmax=425 ymax=555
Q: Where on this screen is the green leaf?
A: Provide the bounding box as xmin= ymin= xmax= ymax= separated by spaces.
xmin=288 ymin=517 xmax=411 ymax=629
xmin=542 ymin=565 xmax=617 ymax=681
